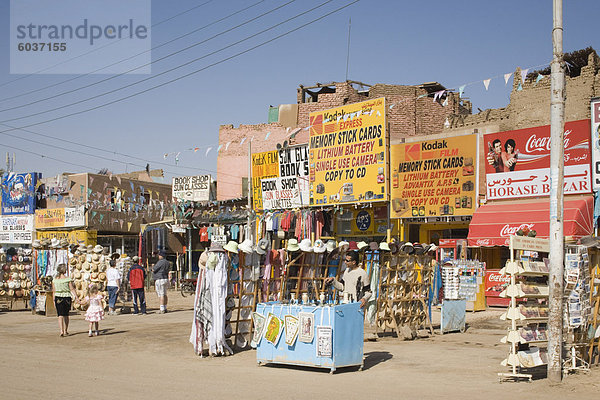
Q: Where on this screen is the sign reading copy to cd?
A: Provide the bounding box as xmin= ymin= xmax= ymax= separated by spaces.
xmin=172 ymin=175 xmax=211 ymax=202
xmin=309 ymin=98 xmax=387 ymax=206
xmin=390 ymin=135 xmax=478 ymax=218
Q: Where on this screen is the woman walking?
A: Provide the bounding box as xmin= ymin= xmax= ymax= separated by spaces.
xmin=52 ymin=264 xmax=78 ymax=337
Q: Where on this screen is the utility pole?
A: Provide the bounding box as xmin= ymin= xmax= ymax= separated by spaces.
xmin=548 ymin=0 xmax=565 ymax=382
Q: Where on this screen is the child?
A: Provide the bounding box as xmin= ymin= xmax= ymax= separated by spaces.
xmin=82 ymin=284 xmax=105 ymax=337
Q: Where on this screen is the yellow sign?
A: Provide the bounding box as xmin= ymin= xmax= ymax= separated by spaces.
xmin=36 ymin=229 xmax=97 ymax=245
xmin=251 ymin=150 xmax=279 ymax=210
xmin=35 ymin=208 xmax=65 ymax=228
xmin=390 ymin=135 xmax=478 ymax=218
xmin=309 ymin=98 xmax=387 ymax=206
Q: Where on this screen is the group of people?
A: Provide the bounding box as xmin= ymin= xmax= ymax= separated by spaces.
xmin=52 ymin=251 xmax=172 ymax=337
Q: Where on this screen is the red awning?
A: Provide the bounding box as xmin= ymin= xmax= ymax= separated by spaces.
xmin=467 ymin=196 xmax=594 ymax=247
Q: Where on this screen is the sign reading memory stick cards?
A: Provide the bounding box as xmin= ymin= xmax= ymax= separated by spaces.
xmin=390 ymin=135 xmax=478 ymax=218
xmin=308 ymin=98 xmax=387 ymax=206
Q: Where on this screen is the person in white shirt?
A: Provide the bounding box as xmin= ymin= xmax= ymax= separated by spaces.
xmin=106 ymin=260 xmax=122 ymax=315
xmin=325 ymin=250 xmax=371 ymax=307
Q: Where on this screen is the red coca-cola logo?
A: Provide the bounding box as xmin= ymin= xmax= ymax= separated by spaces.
xmin=476 ymin=239 xmax=490 ymax=246
xmin=487 ymin=274 xmax=510 ymax=283
xmin=524 ymin=130 xmax=571 ymax=153
xmin=500 ymin=223 xmax=534 ymax=237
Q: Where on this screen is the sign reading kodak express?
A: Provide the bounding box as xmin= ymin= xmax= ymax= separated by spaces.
xmin=390 ymin=135 xmax=478 ymax=218
xmin=309 ymin=98 xmax=387 ymax=205
xmin=251 ymin=150 xmax=279 ymax=210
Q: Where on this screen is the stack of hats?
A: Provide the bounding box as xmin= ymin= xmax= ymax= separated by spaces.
xmin=70 ymin=243 xmax=109 ymax=311
xmin=0 ymin=246 xmax=34 ymax=298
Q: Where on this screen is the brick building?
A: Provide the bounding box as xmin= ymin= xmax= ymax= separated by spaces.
xmin=217 ymin=80 xmax=469 ymax=200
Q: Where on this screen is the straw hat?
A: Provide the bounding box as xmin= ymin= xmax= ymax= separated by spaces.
xmin=286 ymin=238 xmax=300 ymax=252
xmin=0 ymin=289 xmax=5 ymax=296
xmin=19 ymin=272 xmax=27 ymax=280
xmin=313 ymin=239 xmax=326 ymax=253
xmin=75 ymin=281 xmax=82 ymax=290
xmin=17 ymin=264 xmax=24 ymax=271
xmin=93 ymin=245 xmax=104 ymax=253
xmin=32 ymin=240 xmax=42 ymax=249
xmin=325 ymin=240 xmax=337 ymax=253
xmin=209 ymin=242 xmax=225 ymax=253
xmin=238 ymin=239 xmax=254 ymax=254
xmin=40 ymin=238 xmax=51 ymax=247
xmin=338 ymin=241 xmax=349 ymax=251
xmin=26 ymin=281 xmax=33 ymax=289
xmin=83 ymin=272 xmax=91 ymax=281
xmin=223 ymin=241 xmax=238 ymax=254
xmin=379 ymin=242 xmax=391 ymax=252
xmin=357 ymin=241 xmax=369 ymax=251
xmin=91 ymin=272 xmax=98 ymax=280
xmin=400 ymin=242 xmax=414 ymax=254
xmin=82 ymin=262 xmax=90 ymax=271
xmin=20 ymin=281 xmax=27 ymax=289
xmin=69 ymin=257 xmax=78 ymax=266
xmin=59 ymin=238 xmax=69 ymax=248
xmin=92 ymin=253 xmax=100 ymax=262
xmin=254 ymin=238 xmax=268 ymax=255
xmin=50 ymin=238 xmax=60 ymax=248
xmin=299 ymin=238 xmax=313 ymax=252
xmin=98 ymin=272 xmax=106 ymax=281
xmin=7 ymin=289 xmax=14 ymax=297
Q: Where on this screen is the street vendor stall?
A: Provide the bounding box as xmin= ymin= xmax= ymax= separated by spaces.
xmin=255 ymin=301 xmax=364 ymax=373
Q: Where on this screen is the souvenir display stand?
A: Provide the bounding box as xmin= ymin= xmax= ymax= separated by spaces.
xmin=498 ymin=236 xmax=550 ymax=382
xmin=375 ymin=253 xmax=434 ymax=339
xmin=227 ymin=251 xmax=260 ymax=349
xmin=587 ymin=247 xmax=600 ymax=365
xmin=0 ymin=247 xmax=34 ymax=310
xmin=562 ymin=245 xmax=591 ymax=373
xmin=255 ymin=302 xmax=364 ymax=373
xmin=440 ymin=299 xmax=466 ymax=334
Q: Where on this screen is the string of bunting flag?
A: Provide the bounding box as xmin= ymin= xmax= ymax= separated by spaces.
xmin=161 ymin=61 xmax=553 ymax=162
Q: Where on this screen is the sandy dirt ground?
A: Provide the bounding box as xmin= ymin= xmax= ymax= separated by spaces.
xmin=1 ymin=292 xmax=598 ymax=399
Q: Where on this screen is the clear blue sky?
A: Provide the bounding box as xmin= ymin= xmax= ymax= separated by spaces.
xmin=0 ymin=0 xmax=598 ymax=185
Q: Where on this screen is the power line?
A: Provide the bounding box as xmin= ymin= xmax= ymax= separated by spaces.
xmin=0 ymin=0 xmax=265 ymax=106
xmin=0 ymin=0 xmax=333 ymax=123
xmin=0 ymin=0 xmax=214 ymax=90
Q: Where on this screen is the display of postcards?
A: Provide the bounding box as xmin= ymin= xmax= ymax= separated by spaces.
xmin=520 ymin=284 xmax=547 ymax=295
xmin=518 ymin=347 xmax=546 ymax=367
xmin=569 ymin=316 xmax=582 ymax=327
xmin=536 ymin=327 xmax=547 ymax=340
xmin=519 ymin=305 xmax=540 ymax=318
xmin=519 ymin=327 xmax=536 ymax=342
xmin=542 ymin=258 xmax=550 ymax=272
xmin=538 ymin=307 xmax=549 ymax=318
xmin=568 ymin=302 xmax=582 ymax=312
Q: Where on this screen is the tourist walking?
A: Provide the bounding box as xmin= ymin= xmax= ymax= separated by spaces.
xmin=128 ymin=256 xmax=147 ymax=315
xmin=52 ymin=264 xmax=78 ymax=337
xmin=106 ymin=260 xmax=122 ymax=315
xmin=81 ymin=284 xmax=105 ymax=336
xmin=153 ymin=251 xmax=171 ymax=314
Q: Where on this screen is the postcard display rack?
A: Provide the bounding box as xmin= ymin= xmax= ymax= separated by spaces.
xmin=255 ymin=301 xmax=364 ymax=373
xmin=498 ymin=236 xmax=551 ymax=381
xmin=375 ymin=253 xmax=435 ymax=339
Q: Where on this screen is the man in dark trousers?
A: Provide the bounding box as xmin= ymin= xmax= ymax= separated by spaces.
xmin=128 ymin=256 xmax=147 ymax=315
xmin=152 ymin=251 xmax=171 ymax=314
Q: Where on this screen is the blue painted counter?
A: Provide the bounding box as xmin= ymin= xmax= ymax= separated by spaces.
xmin=255 ymin=302 xmax=364 ymax=373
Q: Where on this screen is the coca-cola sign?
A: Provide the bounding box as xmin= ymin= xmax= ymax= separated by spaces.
xmin=485 ymin=119 xmax=591 ymax=200
xmin=500 ymin=223 xmax=535 ymax=237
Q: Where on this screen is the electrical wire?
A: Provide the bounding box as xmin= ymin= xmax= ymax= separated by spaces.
xmin=0 ymin=0 xmax=269 ymax=107
xmin=0 ymin=0 xmax=312 ymax=120
xmin=0 ymin=0 xmax=214 ymax=90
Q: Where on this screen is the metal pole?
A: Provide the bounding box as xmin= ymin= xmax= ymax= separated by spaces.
xmin=188 ymin=228 xmax=192 ymax=278
xmin=345 ymin=18 xmax=351 ymax=81
xmin=248 ymin=140 xmax=253 ymax=243
xmin=548 ymin=0 xmax=565 ymax=382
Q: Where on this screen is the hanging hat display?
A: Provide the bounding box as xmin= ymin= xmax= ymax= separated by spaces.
xmin=238 ymin=239 xmax=254 ymax=254
xmin=286 ymin=239 xmax=300 ymax=252
xmin=325 ymin=240 xmax=337 ymax=253
xmin=357 ymin=241 xmax=369 ymax=251
xmin=313 ymin=239 xmax=326 ymax=253
xmin=223 ymin=241 xmax=239 ymax=254
xmin=256 ymin=238 xmax=270 ymax=255
xmin=299 ymin=239 xmax=313 ymax=252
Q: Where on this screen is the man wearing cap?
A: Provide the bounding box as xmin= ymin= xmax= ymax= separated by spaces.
xmin=153 ymin=251 xmax=171 ymax=314
xmin=128 ymin=256 xmax=147 ymax=315
xmin=324 ymin=250 xmax=371 ymax=308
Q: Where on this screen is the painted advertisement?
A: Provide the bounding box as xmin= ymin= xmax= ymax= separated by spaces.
xmin=35 ymin=206 xmax=85 ymax=229
xmin=253 ymin=145 xmax=309 ymax=211
xmin=251 ymin=150 xmax=279 ymax=210
xmin=484 ymin=119 xmax=591 ymax=200
xmin=37 ymin=229 xmax=97 ymax=245
xmin=308 ymin=98 xmax=387 ymax=206
xmin=1 ymin=172 xmax=39 ymax=215
xmin=172 ymin=175 xmax=211 ymax=202
xmin=390 ymin=135 xmax=477 ymax=218
xmin=591 ymin=99 xmax=600 ymax=190
xmin=0 ymin=214 xmax=34 ymax=244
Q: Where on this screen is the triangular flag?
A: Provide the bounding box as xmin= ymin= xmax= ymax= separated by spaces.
xmin=389 ymin=103 xmax=395 ymax=110
xmin=99 ymin=214 xmax=104 ymax=223
xmin=504 ymin=72 xmax=513 ymax=85
xmin=417 ymin=94 xmax=427 ymax=99
xmin=130 ymin=182 xmax=134 ymax=192
xmin=483 ymin=79 xmax=491 ymax=91
xmin=109 ymin=173 xmax=113 ymax=181
xmin=87 ymin=188 xmax=92 ymax=197
xmin=442 ymin=98 xmax=448 ymax=107
xmin=89 ymin=176 xmax=94 ymax=185
xmin=148 ymin=190 xmax=153 ymax=198
xmin=194 ymin=147 xmax=199 ymax=152
xmin=217 ymin=144 xmax=223 ymax=152
xmin=127 ymin=222 xmax=133 ymax=230
xmin=225 ymin=141 xmax=232 ymax=151
xmin=444 ymin=118 xmax=450 ymax=128
xmin=458 ymin=85 xmax=465 ymax=98
xmin=240 ymin=137 xmax=246 ymax=145
xmin=535 ymin=74 xmax=544 ymax=85
xmin=205 ymin=147 xmax=212 ymax=157
xmin=119 ymin=219 xmax=124 ymax=229
xmin=92 ymin=211 xmax=97 ymax=219
xmin=103 ymin=182 xmax=108 ymax=191
xmin=163 ymin=153 xmax=169 ymax=159
xmin=116 ymin=176 xmax=121 ymax=185
xmin=517 ymin=82 xmax=523 ymax=91
xmin=264 ymin=131 xmax=271 ymax=140
xmin=520 ymin=68 xmax=529 ymax=84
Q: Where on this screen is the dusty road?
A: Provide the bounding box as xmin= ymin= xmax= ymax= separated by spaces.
xmin=0 ymin=292 xmax=598 ymax=399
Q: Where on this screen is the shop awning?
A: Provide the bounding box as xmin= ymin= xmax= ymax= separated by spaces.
xmin=467 ymin=196 xmax=594 ymax=247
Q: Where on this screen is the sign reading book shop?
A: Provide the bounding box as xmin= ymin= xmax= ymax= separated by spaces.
xmin=390 ymin=135 xmax=478 ymax=218
xmin=308 ymin=98 xmax=387 ymax=206
xmin=172 ymin=175 xmax=211 ymax=202
xmin=484 ymin=119 xmax=591 ymax=200
xmin=253 ymin=145 xmax=309 ymax=211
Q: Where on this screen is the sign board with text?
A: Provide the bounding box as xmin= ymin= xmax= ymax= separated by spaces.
xmin=484 ymin=119 xmax=591 ymax=200
xmin=309 ymin=98 xmax=387 ymax=206
xmin=390 ymin=135 xmax=478 ymax=218
xmin=0 ymin=214 xmax=34 ymax=244
xmin=172 ymin=175 xmax=211 ymax=202
xmin=35 ymin=206 xmax=85 ymax=229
